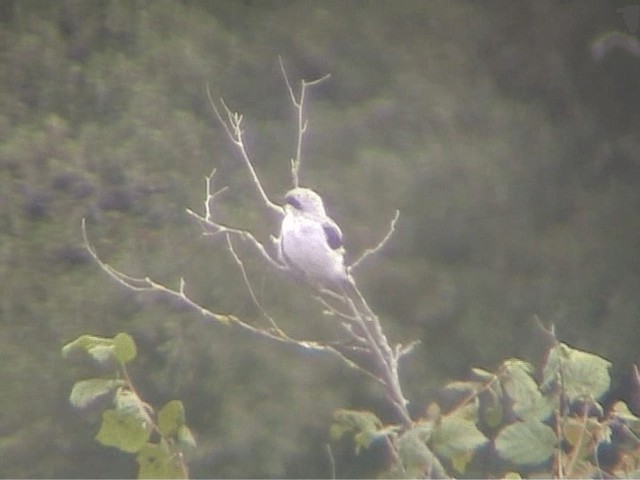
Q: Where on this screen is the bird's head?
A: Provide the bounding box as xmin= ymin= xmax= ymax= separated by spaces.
xmin=283 ymin=188 xmax=327 ymax=216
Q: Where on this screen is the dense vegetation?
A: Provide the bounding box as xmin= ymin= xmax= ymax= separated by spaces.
xmin=1 ymin=0 xmax=639 ymax=477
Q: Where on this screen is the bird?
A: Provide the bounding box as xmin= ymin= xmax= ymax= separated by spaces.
xmin=277 ymin=187 xmax=350 ymax=289
xmin=278 ymin=188 xmax=374 ymax=344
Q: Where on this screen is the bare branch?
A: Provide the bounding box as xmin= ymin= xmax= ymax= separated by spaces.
xmin=186 ymin=206 xmax=284 ymax=271
xmin=278 ymin=56 xmax=331 ymax=188
xmin=185 ymin=170 xmax=285 ymax=270
xmin=224 ymin=233 xmax=286 ymax=336
xmin=206 ymin=83 xmax=283 ymax=215
xmin=350 ymin=209 xmax=400 ymax=272
xmin=82 ymin=218 xmax=385 ymax=383
xmin=339 ymin=280 xmax=412 ymax=424
xmin=325 ymin=444 xmax=336 ymax=480
xmin=88 ymin=69 xmax=418 ymax=442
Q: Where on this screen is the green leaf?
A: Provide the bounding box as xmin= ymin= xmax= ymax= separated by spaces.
xmin=114 ymin=388 xmax=151 ymax=423
xmin=62 ymin=334 xmax=115 ymax=365
xmin=137 ymin=443 xmax=185 ymax=479
xmin=158 ymin=400 xmax=185 ymax=436
xmin=396 ymin=424 xmax=436 ymax=478
xmin=560 ymin=344 xmax=611 ymax=401
xmin=330 ymin=409 xmax=384 ymax=454
xmin=69 ymin=378 xmax=123 ymax=408
xmin=501 ymin=359 xmax=553 ymax=421
xmin=430 ymin=416 xmax=488 ymax=473
xmin=177 ymin=425 xmax=197 ymax=450
xmin=330 ymin=409 xmax=380 ymax=439
xmin=542 ymin=343 xmax=611 ymax=402
xmin=95 ymin=409 xmax=151 ymax=453
xmin=494 ymin=419 xmax=556 ymax=466
xmin=612 ymin=401 xmax=640 ymax=434
xmin=113 ymin=333 xmax=137 ymax=364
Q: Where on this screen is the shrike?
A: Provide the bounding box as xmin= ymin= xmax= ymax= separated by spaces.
xmin=278 ymin=188 xmax=350 ymax=289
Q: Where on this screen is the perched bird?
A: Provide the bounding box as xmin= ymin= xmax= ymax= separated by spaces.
xmin=278 ymin=187 xmax=350 ymax=288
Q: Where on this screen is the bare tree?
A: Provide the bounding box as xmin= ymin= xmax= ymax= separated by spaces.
xmin=83 ymin=58 xmax=430 ymax=472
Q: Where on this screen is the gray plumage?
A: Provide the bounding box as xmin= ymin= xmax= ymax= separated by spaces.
xmin=278 ymin=188 xmax=349 ymax=285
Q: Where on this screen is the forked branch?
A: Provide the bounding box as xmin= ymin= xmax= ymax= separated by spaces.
xmin=86 ymin=63 xmax=415 ymax=429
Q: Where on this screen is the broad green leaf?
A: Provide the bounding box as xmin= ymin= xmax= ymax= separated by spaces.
xmin=542 ymin=343 xmax=611 ymax=402
xmin=495 ymin=419 xmax=556 ymax=466
xmin=177 ymin=425 xmax=197 ymax=450
xmin=137 ymin=443 xmax=185 ymax=479
xmin=113 ymin=333 xmax=137 ymax=364
xmin=560 ymin=344 xmax=611 ymax=401
xmin=62 ymin=334 xmax=115 ymax=365
xmin=158 ymin=400 xmax=185 ymax=436
xmin=396 ymin=423 xmax=436 ymax=478
xmin=612 ymin=401 xmax=640 ymax=434
xmin=115 ymin=388 xmax=152 ymax=424
xmin=353 ymin=430 xmax=378 ymax=453
xmin=501 ymin=359 xmax=553 ymax=421
xmin=69 ymin=378 xmax=123 ymax=408
xmin=331 ymin=409 xmax=389 ymax=454
xmin=430 ymin=416 xmax=488 ymax=473
xmin=450 ymin=450 xmax=474 ymax=474
xmin=95 ymin=409 xmax=151 ymax=453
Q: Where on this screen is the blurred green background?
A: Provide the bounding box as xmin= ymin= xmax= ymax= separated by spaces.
xmin=1 ymin=0 xmax=639 ymax=477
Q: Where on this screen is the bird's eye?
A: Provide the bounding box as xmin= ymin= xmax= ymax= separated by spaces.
xmin=286 ymin=196 xmax=302 ymax=210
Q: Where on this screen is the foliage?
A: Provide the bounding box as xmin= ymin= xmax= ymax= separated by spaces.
xmin=63 ymin=333 xmax=195 ymax=479
xmin=63 ymin=326 xmax=640 ymax=478
xmin=330 ymin=332 xmax=640 ymax=478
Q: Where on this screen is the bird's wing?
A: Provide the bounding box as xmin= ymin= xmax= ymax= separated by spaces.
xmin=321 ymin=217 xmax=343 ymax=250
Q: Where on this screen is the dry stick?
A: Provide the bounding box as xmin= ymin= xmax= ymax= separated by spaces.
xmin=344 ymin=287 xmax=412 ymax=426
xmin=224 ymin=233 xmax=285 ymax=336
xmin=325 ymin=443 xmax=337 ymax=479
xmin=350 ymin=209 xmax=400 ymax=272
xmin=205 ymin=84 xmax=282 ymax=216
xmin=186 ymin=206 xmax=283 ymax=270
xmin=207 ymin=68 xmax=415 ymax=428
xmin=278 ymin=55 xmax=331 ymax=187
xmin=82 ymin=219 xmax=384 ymax=386
xmin=185 ymin=170 xmax=283 ymax=271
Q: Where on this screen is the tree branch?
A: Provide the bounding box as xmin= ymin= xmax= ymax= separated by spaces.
xmin=350 ymin=209 xmax=400 ymax=272
xmin=278 ymin=56 xmax=331 ymax=188
xmin=206 ymin=83 xmax=283 ymax=215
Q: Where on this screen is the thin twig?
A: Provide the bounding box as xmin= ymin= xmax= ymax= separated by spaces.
xmin=82 ymin=219 xmax=383 ymax=383
xmin=224 ymin=233 xmax=286 ymax=336
xmin=325 ymin=443 xmax=336 ymax=480
xmin=278 ymin=56 xmax=331 ymax=188
xmin=340 ymin=287 xmax=412 ymax=425
xmin=350 ymin=209 xmax=400 ymax=272
xmin=185 ymin=206 xmax=284 ymax=271
xmin=206 ymin=83 xmax=283 ymax=215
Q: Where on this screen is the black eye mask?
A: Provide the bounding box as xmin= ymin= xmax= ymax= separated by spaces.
xmin=285 ymin=195 xmax=303 ymax=210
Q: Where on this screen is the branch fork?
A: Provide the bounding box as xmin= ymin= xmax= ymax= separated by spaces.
xmin=83 ymin=59 xmax=414 ymax=427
